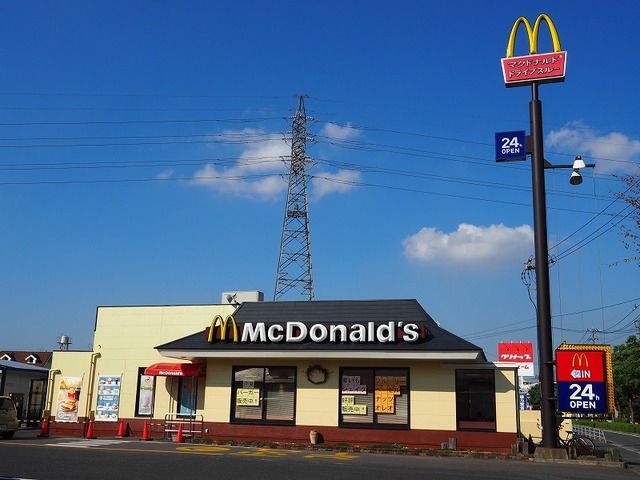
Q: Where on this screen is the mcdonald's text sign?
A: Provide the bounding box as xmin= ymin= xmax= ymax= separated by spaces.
xmin=501 ymin=14 xmax=567 ymax=87
xmin=556 ymin=349 xmax=607 ymax=413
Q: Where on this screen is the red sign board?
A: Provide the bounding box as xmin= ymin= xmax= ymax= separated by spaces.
xmin=501 ymin=52 xmax=567 ymax=86
xmin=498 ymin=342 xmax=534 ymax=376
xmin=556 ymin=350 xmax=605 ymax=382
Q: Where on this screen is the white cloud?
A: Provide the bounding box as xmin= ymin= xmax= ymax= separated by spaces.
xmin=546 ymin=122 xmax=640 ymax=174
xmin=311 ymin=169 xmax=361 ymax=199
xmin=191 ymin=128 xmax=289 ymax=199
xmin=403 ymin=223 xmax=534 ymax=268
xmin=156 ymin=169 xmax=174 ymax=180
xmin=320 ymin=122 xmax=360 ymax=141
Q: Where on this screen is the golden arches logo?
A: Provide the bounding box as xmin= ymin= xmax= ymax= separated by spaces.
xmin=506 ymin=13 xmax=562 ymax=58
xmin=207 ymin=314 xmax=239 ymax=343
xmin=571 ymin=352 xmax=589 ymax=368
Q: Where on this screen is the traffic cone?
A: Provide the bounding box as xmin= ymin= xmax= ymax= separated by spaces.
xmin=141 ymin=421 xmax=152 ymax=441
xmin=85 ymin=420 xmax=97 ymax=439
xmin=175 ymin=424 xmax=184 ymax=443
xmin=38 ymin=418 xmax=49 ymax=438
xmin=117 ymin=420 xmax=127 ymax=438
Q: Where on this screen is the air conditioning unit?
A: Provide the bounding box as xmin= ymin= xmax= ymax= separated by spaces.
xmin=221 ymin=291 xmax=264 ymax=305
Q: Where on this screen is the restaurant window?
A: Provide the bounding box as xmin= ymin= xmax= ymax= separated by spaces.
xmin=455 ymin=369 xmax=496 ymax=431
xmin=135 ymin=367 xmax=156 ymax=417
xmin=231 ymin=366 xmax=296 ymax=424
xmin=339 ymin=368 xmax=409 ymax=428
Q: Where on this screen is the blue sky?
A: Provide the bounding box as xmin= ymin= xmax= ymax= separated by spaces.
xmin=1 ymin=1 xmax=639 ymax=365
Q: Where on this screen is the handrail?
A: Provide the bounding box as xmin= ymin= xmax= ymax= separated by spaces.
xmin=163 ymin=413 xmax=204 ymax=441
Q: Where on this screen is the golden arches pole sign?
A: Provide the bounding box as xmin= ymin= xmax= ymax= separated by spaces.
xmin=501 ymin=13 xmax=567 ymax=87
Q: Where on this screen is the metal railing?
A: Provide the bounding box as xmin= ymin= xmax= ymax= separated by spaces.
xmin=163 ymin=413 xmax=204 ymax=441
xmin=571 ymin=424 xmax=607 ymax=444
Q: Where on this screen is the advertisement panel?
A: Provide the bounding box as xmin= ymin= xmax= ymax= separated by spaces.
xmin=136 ymin=374 xmax=154 ymax=416
xmin=556 ymin=348 xmax=608 ymax=413
xmin=55 ymin=376 xmax=82 ymax=423
xmin=498 ymin=342 xmax=534 ymax=377
xmin=95 ymin=375 xmax=122 ymax=422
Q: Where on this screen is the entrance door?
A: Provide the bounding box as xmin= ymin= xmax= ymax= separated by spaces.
xmin=28 ymin=379 xmax=46 ymax=426
xmin=177 ymin=377 xmax=197 ymax=416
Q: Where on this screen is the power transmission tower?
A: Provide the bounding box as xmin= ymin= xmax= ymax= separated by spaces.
xmin=274 ymin=96 xmax=314 ymax=301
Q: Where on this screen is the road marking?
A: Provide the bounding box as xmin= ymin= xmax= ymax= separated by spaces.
xmin=304 ymin=452 xmax=359 ymax=461
xmin=233 ymin=448 xmax=291 ymax=457
xmin=175 ymin=445 xmax=229 ymax=454
xmin=46 ymin=439 xmax=132 ymax=449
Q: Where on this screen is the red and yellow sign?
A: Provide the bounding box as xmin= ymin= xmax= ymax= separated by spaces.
xmin=556 ymin=350 xmax=605 ymax=382
xmin=556 ymin=344 xmax=614 ymax=414
xmin=501 ymin=14 xmax=567 ymax=86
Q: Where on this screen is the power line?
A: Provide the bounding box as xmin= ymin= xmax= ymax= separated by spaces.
xmin=0 ymin=116 xmax=285 ymax=127
xmin=549 ymin=179 xmax=639 ymax=251
xmin=310 ymin=174 xmax=611 ymax=216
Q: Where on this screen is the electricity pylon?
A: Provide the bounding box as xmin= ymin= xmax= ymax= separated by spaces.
xmin=274 ymin=96 xmax=314 ymax=301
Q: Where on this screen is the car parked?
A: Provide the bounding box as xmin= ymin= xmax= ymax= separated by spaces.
xmin=0 ymin=396 xmax=19 ymax=439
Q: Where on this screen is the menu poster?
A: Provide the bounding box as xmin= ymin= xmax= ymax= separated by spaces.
xmin=96 ymin=375 xmax=122 ymax=422
xmin=137 ymin=375 xmax=155 ymax=416
xmin=236 ymin=388 xmax=260 ymax=406
xmin=341 ymin=375 xmax=367 ymax=394
xmin=55 ymin=376 xmax=82 ymax=423
xmin=374 ymin=376 xmax=404 ymax=414
xmin=340 ymin=395 xmax=367 ymax=415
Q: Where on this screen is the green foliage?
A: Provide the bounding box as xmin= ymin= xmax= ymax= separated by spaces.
xmin=612 ymin=335 xmax=640 ymax=422
xmin=575 ymin=419 xmax=640 ymax=434
xmin=528 ymin=383 xmax=541 ymax=409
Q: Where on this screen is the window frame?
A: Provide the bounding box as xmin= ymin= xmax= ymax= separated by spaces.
xmin=455 ymin=369 xmax=497 ymax=432
xmin=338 ymin=367 xmax=410 ymax=430
xmin=230 ymin=366 xmax=297 ymax=426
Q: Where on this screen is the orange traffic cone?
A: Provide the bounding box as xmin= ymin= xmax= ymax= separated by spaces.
xmin=117 ymin=420 xmax=127 ymax=438
xmin=175 ymin=424 xmax=184 ymax=443
xmin=38 ymin=418 xmax=49 ymax=438
xmin=141 ymin=421 xmax=152 ymax=441
xmin=85 ymin=420 xmax=97 ymax=439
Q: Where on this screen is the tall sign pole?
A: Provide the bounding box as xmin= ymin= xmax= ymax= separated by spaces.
xmin=500 ymin=14 xmax=568 ymax=449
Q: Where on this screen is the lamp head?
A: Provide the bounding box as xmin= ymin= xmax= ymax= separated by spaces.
xmin=572 ymin=155 xmax=586 ymax=170
xmin=569 ymin=169 xmax=583 ymax=186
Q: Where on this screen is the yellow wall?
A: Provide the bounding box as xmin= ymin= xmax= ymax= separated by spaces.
xmin=519 ymin=410 xmax=572 ymax=442
xmin=50 ymin=304 xmax=234 ymax=421
xmin=495 ymin=368 xmax=518 ymax=433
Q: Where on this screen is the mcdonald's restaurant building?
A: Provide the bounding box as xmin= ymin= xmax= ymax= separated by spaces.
xmin=48 ymin=298 xmax=520 ymax=452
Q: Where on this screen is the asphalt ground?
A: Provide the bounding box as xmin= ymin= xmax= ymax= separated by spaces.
xmin=0 ymin=429 xmax=637 ymax=480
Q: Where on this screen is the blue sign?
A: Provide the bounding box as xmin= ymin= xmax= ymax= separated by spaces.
xmin=557 ymin=381 xmax=607 ymax=413
xmin=519 ymin=392 xmax=529 ymax=410
xmin=495 ymin=131 xmax=526 ymax=162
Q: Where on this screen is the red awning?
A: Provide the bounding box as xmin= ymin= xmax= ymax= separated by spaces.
xmin=144 ymin=362 xmax=205 ymax=377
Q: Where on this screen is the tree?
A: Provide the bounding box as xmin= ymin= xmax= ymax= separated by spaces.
xmin=616 ymin=175 xmax=640 ymax=266
xmin=528 ymin=383 xmax=541 ymax=410
xmin=612 ymin=335 xmax=640 ymax=422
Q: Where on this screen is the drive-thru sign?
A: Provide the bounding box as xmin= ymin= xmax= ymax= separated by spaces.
xmin=556 ymin=349 xmax=607 ymax=413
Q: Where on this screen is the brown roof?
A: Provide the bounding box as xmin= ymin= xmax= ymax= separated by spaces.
xmin=0 ymin=350 xmax=52 ymax=367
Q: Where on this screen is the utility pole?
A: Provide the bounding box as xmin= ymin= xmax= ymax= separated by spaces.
xmin=274 ymin=96 xmax=314 ymax=301
xmin=588 ymin=328 xmax=599 ymax=344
